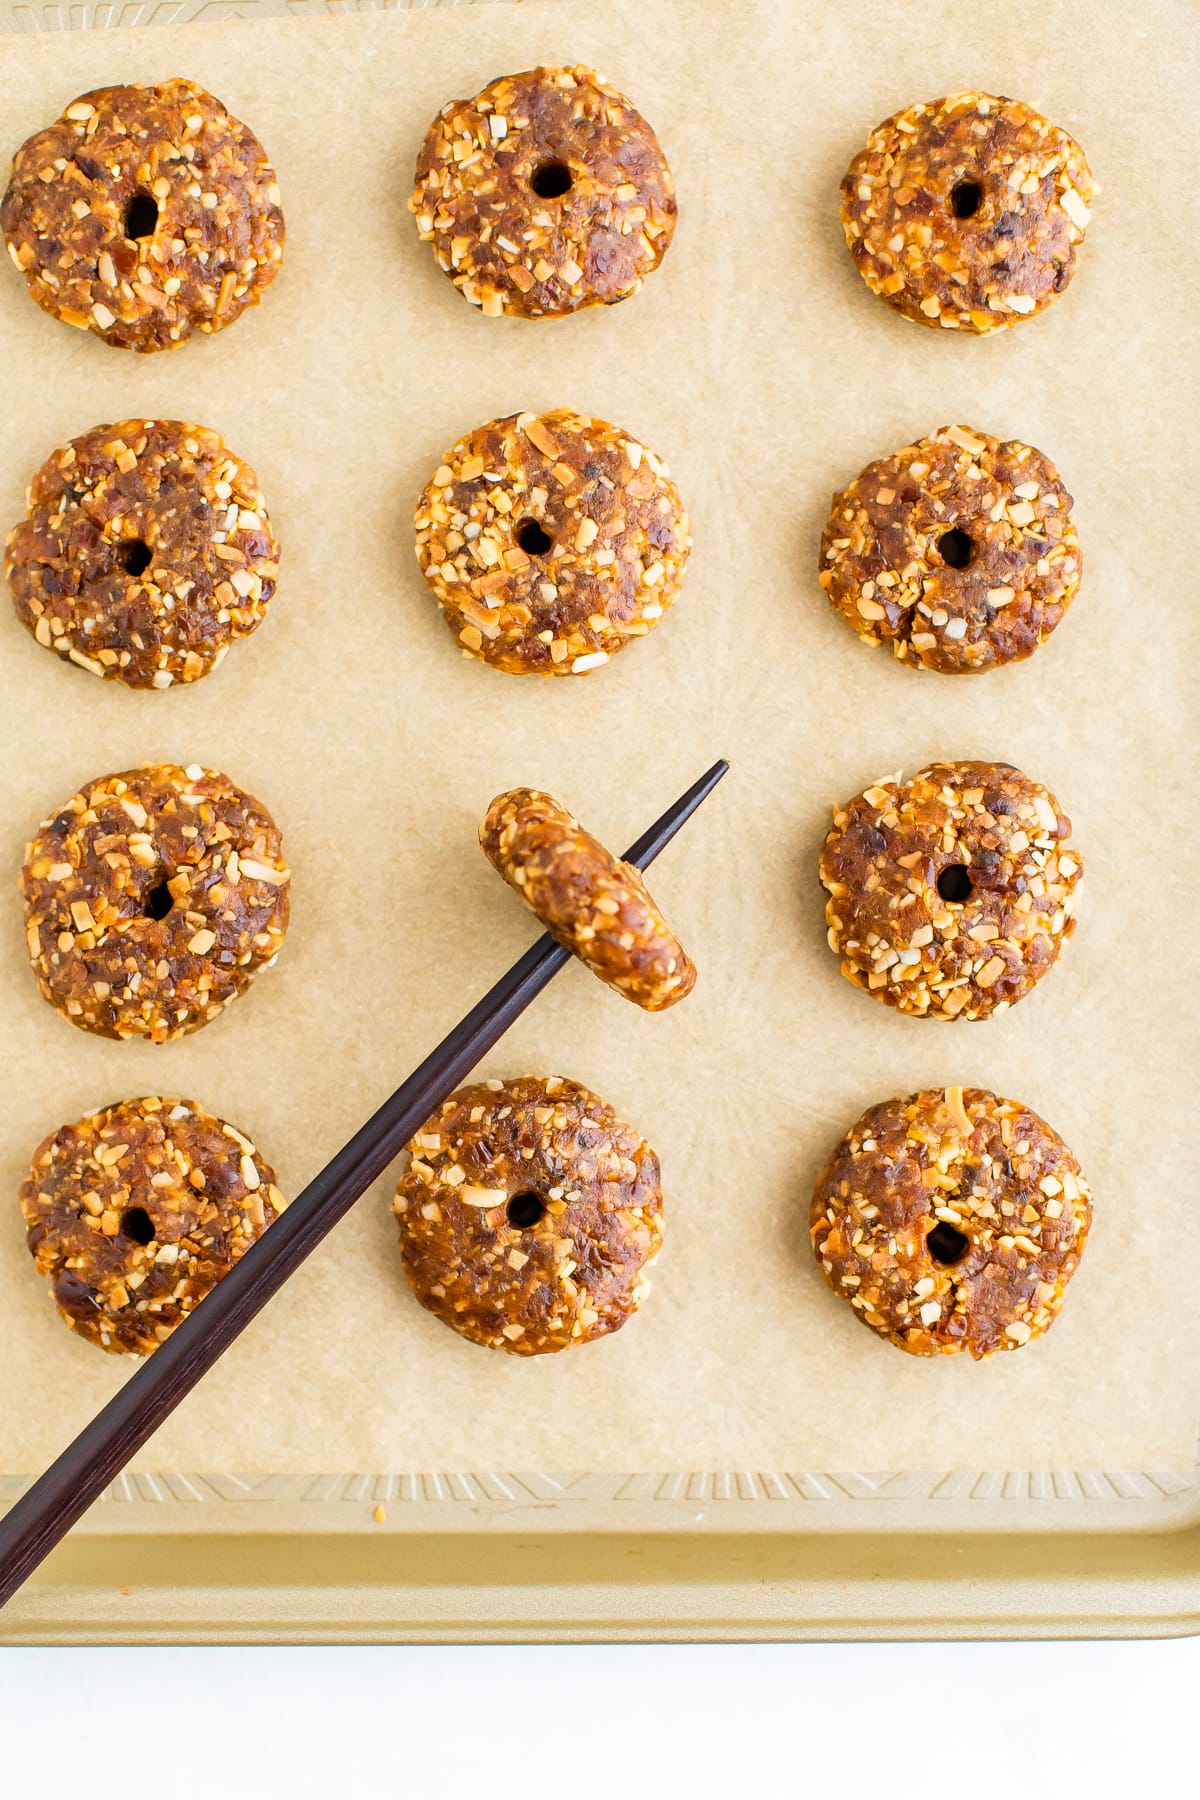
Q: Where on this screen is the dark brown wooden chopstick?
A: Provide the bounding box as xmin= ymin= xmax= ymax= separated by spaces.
xmin=0 ymin=758 xmax=727 ymax=1612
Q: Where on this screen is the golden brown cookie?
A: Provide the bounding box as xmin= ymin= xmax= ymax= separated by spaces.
xmin=820 ymin=425 xmax=1081 ymax=673
xmin=21 ymin=763 xmax=290 ymax=1042
xmin=20 ymin=1095 xmax=284 ymax=1355
xmin=416 ymin=408 xmax=689 ymax=675
xmin=811 ymin=1086 xmax=1092 ymax=1358
xmin=840 ymin=91 xmax=1094 ymax=332
xmin=7 ymin=419 xmax=279 ymax=688
xmin=394 ymin=1076 xmax=663 ymax=1355
xmin=2 ymin=79 xmax=284 ymax=352
xmin=411 ymin=64 xmax=676 ymax=317
xmin=820 ymin=761 xmax=1082 ymax=1020
xmin=481 ymin=787 xmax=696 ymax=1011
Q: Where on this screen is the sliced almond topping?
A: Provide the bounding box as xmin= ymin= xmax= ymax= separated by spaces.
xmin=945 ymin=1086 xmax=973 ymax=1136
xmin=460 ymin=1186 xmax=508 ymax=1208
xmin=238 ymin=858 xmax=288 ymax=885
xmin=945 ymin=424 xmax=987 ymax=455
xmin=522 ymin=418 xmax=561 ymax=459
xmin=1059 ymin=186 xmax=1090 ymax=229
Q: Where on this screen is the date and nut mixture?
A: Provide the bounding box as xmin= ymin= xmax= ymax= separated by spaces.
xmin=20 ymin=1095 xmax=285 ymax=1355
xmin=820 ymin=425 xmax=1081 ymax=673
xmin=21 ymin=763 xmax=290 ymax=1042
xmin=394 ymin=1076 xmax=663 ymax=1355
xmin=7 ymin=418 xmax=279 ymax=688
xmin=840 ymin=91 xmax=1094 ymax=332
xmin=811 ymin=1086 xmax=1092 ymax=1358
xmin=416 ymin=407 xmax=689 ymax=676
xmin=411 ymin=64 xmax=676 ymax=318
xmin=2 ymin=79 xmax=284 ymax=352
xmin=481 ymin=787 xmax=696 ymax=1012
xmin=820 ymin=760 xmax=1082 ymax=1020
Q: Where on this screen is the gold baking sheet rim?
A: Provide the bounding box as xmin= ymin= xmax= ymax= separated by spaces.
xmin=4 ymin=1459 xmax=1200 ymax=1642
xmin=3 ymin=1468 xmax=1200 ymax=1643
xmin=0 ymin=0 xmax=1197 ymax=1643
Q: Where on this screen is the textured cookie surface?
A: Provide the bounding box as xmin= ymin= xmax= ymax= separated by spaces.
xmin=416 ymin=408 xmax=689 ymax=675
xmin=7 ymin=419 xmax=279 ymax=687
xmin=21 ymin=1095 xmax=284 ymax=1355
xmin=820 ymin=425 xmax=1080 ymax=672
xmin=820 ymin=761 xmax=1082 ymax=1019
xmin=481 ymin=787 xmax=696 ymax=1010
xmin=411 ymin=64 xmax=675 ymax=317
xmin=21 ymin=762 xmax=290 ymax=1041
xmin=811 ymin=1086 xmax=1092 ymax=1357
xmin=840 ymin=91 xmax=1094 ymax=332
xmin=2 ymin=79 xmax=284 ymax=351
xmin=394 ymin=1076 xmax=663 ymax=1354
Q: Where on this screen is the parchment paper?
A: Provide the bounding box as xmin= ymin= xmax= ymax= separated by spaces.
xmin=0 ymin=0 xmax=1196 ymax=1477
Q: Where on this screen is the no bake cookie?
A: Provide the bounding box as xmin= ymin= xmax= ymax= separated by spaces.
xmin=416 ymin=408 xmax=689 ymax=675
xmin=7 ymin=418 xmax=279 ymax=687
xmin=2 ymin=79 xmax=284 ymax=352
xmin=840 ymin=91 xmax=1094 ymax=332
xmin=820 ymin=425 xmax=1080 ymax=673
xmin=21 ymin=762 xmax=290 ymax=1041
xmin=811 ymin=1086 xmax=1092 ymax=1357
xmin=411 ymin=65 xmax=675 ymax=317
xmin=820 ymin=760 xmax=1082 ymax=1019
xmin=481 ymin=787 xmax=696 ymax=1011
xmin=21 ymin=1094 xmax=284 ymax=1355
xmin=395 ymin=1075 xmax=663 ymax=1354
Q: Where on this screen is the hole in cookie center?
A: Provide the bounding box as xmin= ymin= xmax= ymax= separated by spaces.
xmin=143 ymin=880 xmax=174 ymax=922
xmin=937 ymin=527 xmax=975 ymax=570
xmin=936 ymin=864 xmax=974 ymax=904
xmin=124 ymin=190 xmax=159 ymax=240
xmin=121 ymin=538 xmax=152 ymax=577
xmin=514 ymin=518 xmax=553 ymax=556
xmin=926 ymin=1221 xmax=970 ymax=1266
xmin=529 ymin=160 xmax=572 ymax=199
xmin=950 ymin=179 xmax=983 ymax=219
xmin=506 ymin=1191 xmax=546 ymax=1229
xmin=119 ymin=1206 xmax=155 ymax=1247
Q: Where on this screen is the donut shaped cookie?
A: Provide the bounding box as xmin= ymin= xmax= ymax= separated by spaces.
xmin=20 ymin=1095 xmax=284 ymax=1355
xmin=811 ymin=1086 xmax=1092 ymax=1358
xmin=820 ymin=761 xmax=1082 ymax=1020
xmin=481 ymin=788 xmax=696 ymax=1011
xmin=820 ymin=426 xmax=1081 ymax=673
xmin=416 ymin=408 xmax=689 ymax=675
xmin=2 ymin=80 xmax=284 ymax=352
xmin=410 ymin=65 xmax=676 ymax=318
xmin=840 ymin=91 xmax=1094 ymax=332
xmin=21 ymin=763 xmax=290 ymax=1042
xmin=7 ymin=419 xmax=279 ymax=688
xmin=394 ymin=1076 xmax=663 ymax=1354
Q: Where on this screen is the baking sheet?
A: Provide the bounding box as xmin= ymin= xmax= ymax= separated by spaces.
xmin=0 ymin=0 xmax=1196 ymax=1480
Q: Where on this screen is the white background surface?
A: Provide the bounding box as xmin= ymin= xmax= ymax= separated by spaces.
xmin=1 ymin=1641 xmax=1194 ymax=1793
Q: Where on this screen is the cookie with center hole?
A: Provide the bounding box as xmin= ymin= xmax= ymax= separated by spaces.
xmin=820 ymin=760 xmax=1083 ymax=1019
xmin=410 ymin=64 xmax=676 ymax=317
xmin=394 ymin=1075 xmax=663 ymax=1354
xmin=840 ymin=90 xmax=1094 ymax=332
xmin=481 ymin=787 xmax=696 ymax=1010
xmin=20 ymin=1095 xmax=285 ymax=1355
xmin=2 ymin=79 xmax=284 ymax=352
xmin=21 ymin=762 xmax=290 ymax=1042
xmin=7 ymin=418 xmax=279 ymax=687
xmin=416 ymin=408 xmax=689 ymax=675
xmin=820 ymin=425 xmax=1081 ymax=672
xmin=811 ymin=1086 xmax=1092 ymax=1357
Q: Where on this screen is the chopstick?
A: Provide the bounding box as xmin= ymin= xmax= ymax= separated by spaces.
xmin=0 ymin=758 xmax=728 ymax=1612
